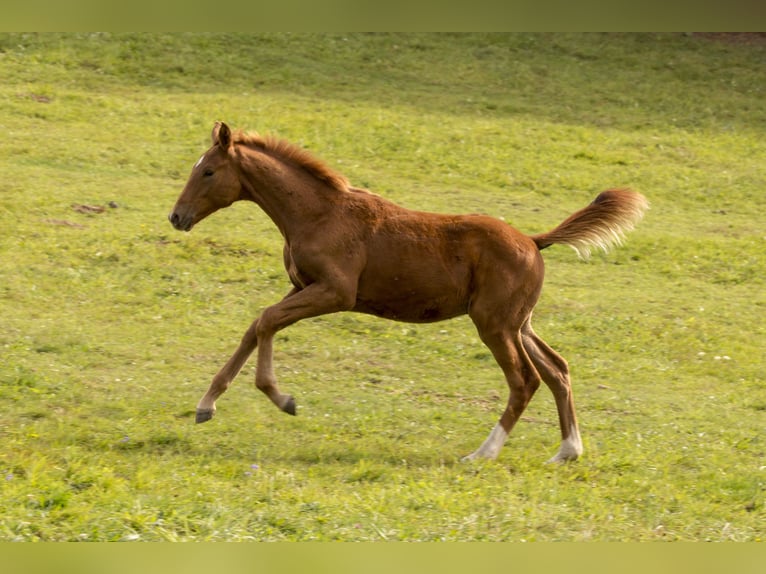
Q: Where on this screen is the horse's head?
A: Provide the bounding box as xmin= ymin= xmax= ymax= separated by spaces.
xmin=169 ymin=122 xmax=242 ymax=232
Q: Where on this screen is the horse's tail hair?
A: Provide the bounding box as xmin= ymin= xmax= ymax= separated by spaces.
xmin=531 ymin=189 xmax=649 ymax=258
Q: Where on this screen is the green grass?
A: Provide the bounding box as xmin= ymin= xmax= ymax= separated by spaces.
xmin=0 ymin=33 xmax=764 ymax=541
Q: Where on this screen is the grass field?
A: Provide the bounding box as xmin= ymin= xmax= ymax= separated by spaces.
xmin=0 ymin=33 xmax=764 ymax=541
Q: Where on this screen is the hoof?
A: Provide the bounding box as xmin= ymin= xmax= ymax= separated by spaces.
xmin=195 ymin=409 xmax=215 ymax=424
xmin=282 ymin=396 xmax=297 ymax=416
xmin=546 ymin=452 xmax=580 ymax=464
xmin=461 ymin=452 xmax=491 ymax=463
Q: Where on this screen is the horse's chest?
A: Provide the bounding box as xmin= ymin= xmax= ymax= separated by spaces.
xmin=286 ymin=259 xmax=309 ymax=289
xmin=282 ymin=246 xmax=310 ymax=289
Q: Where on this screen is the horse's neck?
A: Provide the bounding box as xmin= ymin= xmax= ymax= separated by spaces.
xmin=237 ymin=149 xmax=338 ymax=240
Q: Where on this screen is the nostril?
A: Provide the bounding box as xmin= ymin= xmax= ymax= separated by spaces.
xmin=169 ymin=211 xmax=193 ymax=231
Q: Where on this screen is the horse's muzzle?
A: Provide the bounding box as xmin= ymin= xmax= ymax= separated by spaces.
xmin=168 ymin=212 xmax=193 ymax=232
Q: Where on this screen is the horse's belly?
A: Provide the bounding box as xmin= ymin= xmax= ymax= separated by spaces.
xmin=353 ymin=266 xmax=470 ymax=323
xmin=353 ymin=297 xmax=467 ymax=323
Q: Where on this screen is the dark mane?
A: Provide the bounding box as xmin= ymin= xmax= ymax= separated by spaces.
xmin=233 ymin=131 xmax=350 ymax=192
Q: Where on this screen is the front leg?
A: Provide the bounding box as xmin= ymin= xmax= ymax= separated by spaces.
xmin=195 ymin=288 xmax=299 ymax=423
xmin=253 ymin=281 xmax=356 ymax=415
xmin=253 ymin=331 xmax=297 ymax=416
xmin=195 ymin=318 xmax=259 ymax=423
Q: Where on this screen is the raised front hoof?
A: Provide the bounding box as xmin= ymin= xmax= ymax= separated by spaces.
xmin=195 ymin=409 xmax=215 ymax=424
xmin=282 ymin=396 xmax=297 ymax=416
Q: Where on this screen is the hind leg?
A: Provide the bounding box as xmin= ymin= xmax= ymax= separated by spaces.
xmin=522 ymin=319 xmax=583 ymax=463
xmin=463 ymin=321 xmax=541 ymax=461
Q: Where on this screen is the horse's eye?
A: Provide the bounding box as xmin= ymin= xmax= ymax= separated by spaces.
xmin=203 ymin=169 xmax=214 ymax=177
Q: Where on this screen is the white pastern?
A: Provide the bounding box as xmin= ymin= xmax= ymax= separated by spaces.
xmin=547 ymin=424 xmax=583 ymax=463
xmin=462 ymin=423 xmax=509 ymax=461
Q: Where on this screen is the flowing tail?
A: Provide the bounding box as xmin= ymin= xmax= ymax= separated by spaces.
xmin=531 ymin=189 xmax=649 ymax=258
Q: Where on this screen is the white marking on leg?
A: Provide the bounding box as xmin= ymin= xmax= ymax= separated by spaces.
xmin=462 ymin=423 xmax=509 ymax=461
xmin=547 ymin=424 xmax=583 ymax=463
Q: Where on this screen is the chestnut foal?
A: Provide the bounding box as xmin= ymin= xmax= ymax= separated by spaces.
xmin=169 ymin=122 xmax=647 ymax=463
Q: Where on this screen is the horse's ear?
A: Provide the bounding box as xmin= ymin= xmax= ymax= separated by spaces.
xmin=212 ymin=121 xmax=232 ymax=149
